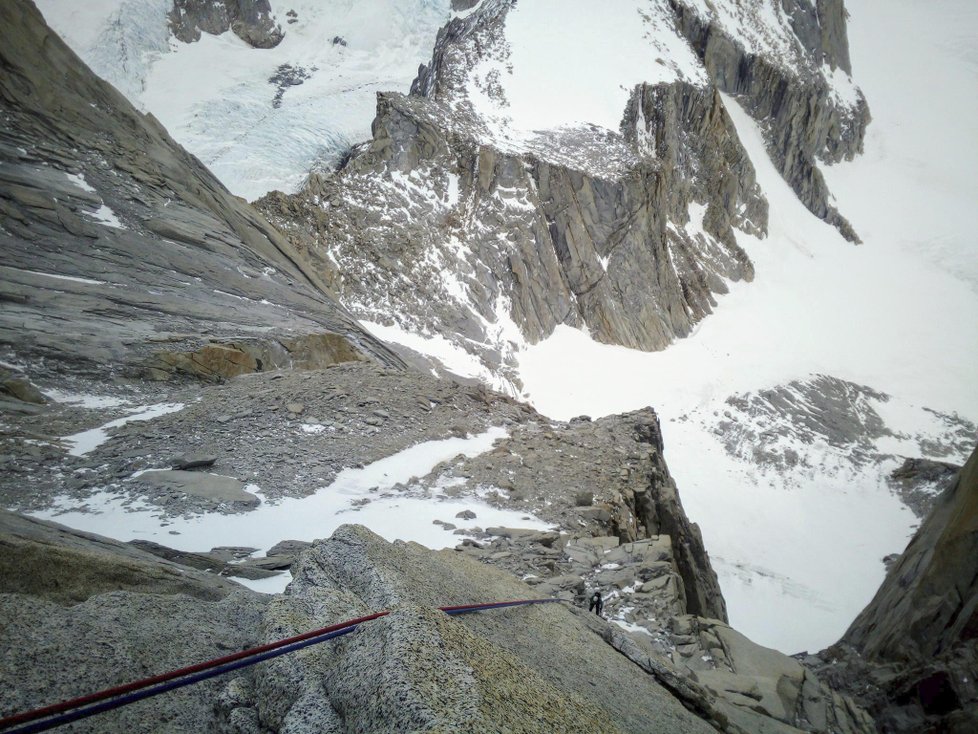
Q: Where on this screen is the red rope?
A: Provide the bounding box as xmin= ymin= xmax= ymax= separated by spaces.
xmin=0 ymin=611 xmax=389 ymax=729
xmin=0 ymin=598 xmax=559 ymax=731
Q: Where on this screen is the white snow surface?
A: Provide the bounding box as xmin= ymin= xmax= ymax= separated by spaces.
xmin=36 ymin=0 xmax=452 ymax=201
xmin=4 ymin=268 xmax=107 ymax=286
xmin=518 ymin=1 xmax=978 ymax=652
xmin=820 ymin=0 xmax=978 ymax=293
xmin=36 ymin=428 xmax=552 ymax=580
xmin=42 ymin=390 xmax=130 ymax=409
xmin=88 ymin=204 xmax=126 ymax=229
xmin=463 ymin=0 xmax=706 ymax=148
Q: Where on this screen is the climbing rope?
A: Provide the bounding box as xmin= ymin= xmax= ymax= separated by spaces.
xmin=0 ymin=598 xmax=561 ymax=733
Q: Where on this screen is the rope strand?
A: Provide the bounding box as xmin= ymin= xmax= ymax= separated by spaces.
xmin=0 ymin=598 xmax=561 ymax=733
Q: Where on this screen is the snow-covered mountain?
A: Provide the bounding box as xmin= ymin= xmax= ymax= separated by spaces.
xmin=30 ymin=0 xmax=978 ymax=656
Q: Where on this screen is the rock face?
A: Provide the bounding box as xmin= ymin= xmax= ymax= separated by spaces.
xmin=258 ymin=0 xmax=866 ymax=386
xmin=813 ymin=446 xmax=978 ymax=733
xmin=260 ymin=82 xmax=762 ymax=386
xmin=707 ymin=373 xmax=976 ymax=516
xmin=0 ymin=0 xmax=401 ymax=381
xmin=244 ymin=524 xmax=716 ymax=733
xmin=429 ymin=407 xmax=728 ymax=621
xmin=888 ymin=457 xmax=962 ymax=518
xmin=0 ymin=511 xmax=268 ymax=733
xmin=169 ymin=0 xmax=284 ymax=48
xmin=670 ymin=0 xmax=870 ymax=241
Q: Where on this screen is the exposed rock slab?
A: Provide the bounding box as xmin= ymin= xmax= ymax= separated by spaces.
xmin=254 ymin=524 xmax=717 ymax=734
xmin=0 ymin=509 xmax=248 ymax=603
xmin=0 ymin=0 xmax=401 ymax=381
xmin=138 ymin=469 xmax=259 ymax=509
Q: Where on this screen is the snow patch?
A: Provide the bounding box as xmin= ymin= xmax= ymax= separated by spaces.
xmin=36 ymin=427 xmax=553 ymax=557
xmin=88 ymin=204 xmax=126 ymax=229
xmin=63 ymin=403 xmax=185 ymax=457
xmin=43 ymin=390 xmax=130 ymax=409
xmin=65 ymin=172 xmax=97 ymax=193
xmin=361 ymin=320 xmax=509 ymax=393
xmin=4 ymin=268 xmax=106 ymax=286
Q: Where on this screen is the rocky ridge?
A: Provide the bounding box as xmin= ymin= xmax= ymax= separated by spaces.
xmin=706 ymin=374 xmax=976 ymax=517
xmin=258 ymin=0 xmax=866 ymax=388
xmin=669 ymin=0 xmax=869 ymax=241
xmin=1 ymin=514 xmax=877 ymax=733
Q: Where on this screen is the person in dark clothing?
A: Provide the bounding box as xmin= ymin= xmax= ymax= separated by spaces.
xmin=588 ymin=590 xmax=603 ymax=616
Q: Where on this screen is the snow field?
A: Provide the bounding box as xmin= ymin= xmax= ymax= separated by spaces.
xmin=37 ymin=0 xmax=454 ymax=201
xmin=466 ymin=0 xmax=706 ymax=145
xmin=820 ymin=0 xmax=978 ymax=293
xmin=36 ymin=426 xmax=553 ymax=593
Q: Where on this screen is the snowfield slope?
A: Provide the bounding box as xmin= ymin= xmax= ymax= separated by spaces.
xmin=35 ymin=0 xmax=454 ymax=201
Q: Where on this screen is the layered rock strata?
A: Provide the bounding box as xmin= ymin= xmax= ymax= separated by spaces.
xmin=0 ymin=0 xmax=400 ymax=381
xmin=670 ymin=0 xmax=870 ymax=241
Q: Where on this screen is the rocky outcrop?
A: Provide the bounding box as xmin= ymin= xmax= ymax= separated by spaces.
xmin=0 ymin=509 xmax=247 ymax=603
xmin=144 ymin=333 xmax=367 ymax=381
xmin=260 ymin=80 xmax=763 ymax=385
xmin=169 ymin=0 xmax=284 ymax=48
xmin=415 ymin=407 xmax=728 ymax=621
xmin=670 ymin=0 xmax=870 ymax=241
xmin=247 ymin=524 xmax=718 ymax=733
xmin=608 ymin=615 xmax=876 ymax=734
xmin=0 ymin=0 xmax=401 ymax=380
xmin=845 ymin=445 xmax=978 ymax=664
xmin=1 ymin=517 xmax=872 ymax=733
xmin=889 ymin=457 xmax=962 ymax=518
xmin=0 ymin=512 xmax=267 ymax=733
xmin=0 ymin=368 xmax=47 ymax=405
xmin=710 ymin=374 xmax=975 ymax=494
xmin=812 ymin=445 xmax=978 ymax=732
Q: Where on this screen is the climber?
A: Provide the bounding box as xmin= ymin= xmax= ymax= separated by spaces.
xmin=588 ymin=590 xmax=603 ymax=617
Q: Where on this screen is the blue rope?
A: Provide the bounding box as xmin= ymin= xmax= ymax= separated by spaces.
xmin=5 ymin=598 xmax=561 ymax=733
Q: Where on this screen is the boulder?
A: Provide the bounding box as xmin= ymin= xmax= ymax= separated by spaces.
xmin=0 ymin=374 xmax=46 ymax=404
xmin=0 ymin=510 xmax=246 ymax=603
xmin=171 ymin=453 xmax=218 ymax=470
